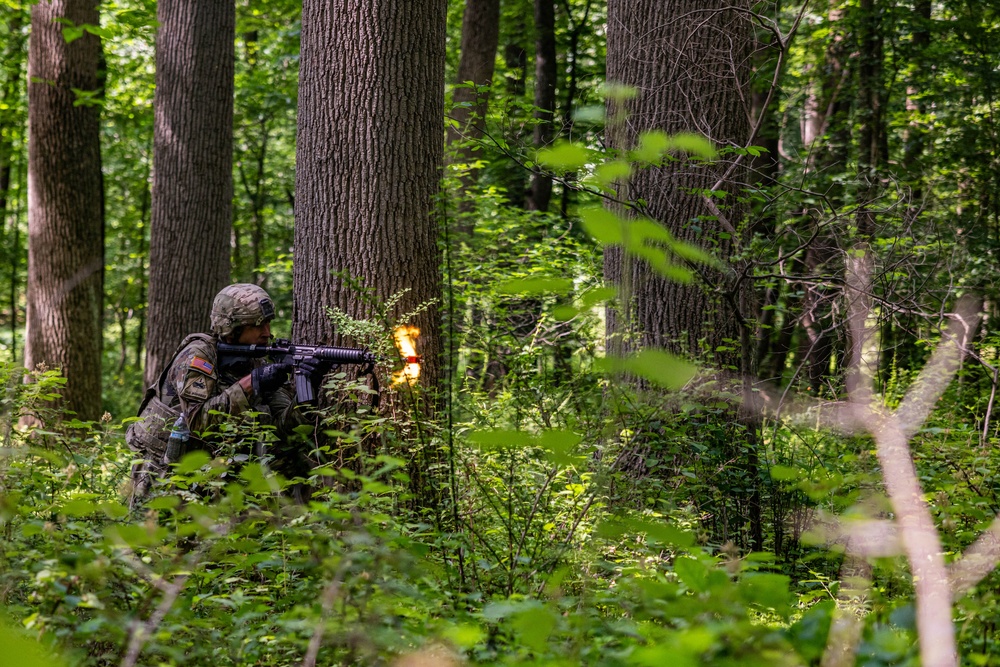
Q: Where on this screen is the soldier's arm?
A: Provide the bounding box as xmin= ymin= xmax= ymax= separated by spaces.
xmin=170 ymin=347 xmax=254 ymax=433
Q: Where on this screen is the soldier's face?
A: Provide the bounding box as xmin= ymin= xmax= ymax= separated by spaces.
xmin=238 ymin=321 xmax=272 ymax=345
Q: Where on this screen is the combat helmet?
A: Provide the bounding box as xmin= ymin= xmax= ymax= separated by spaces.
xmin=210 ymin=283 xmax=276 ymax=337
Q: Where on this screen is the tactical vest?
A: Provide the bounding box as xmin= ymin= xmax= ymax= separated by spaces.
xmin=125 ymin=333 xmax=216 ymax=460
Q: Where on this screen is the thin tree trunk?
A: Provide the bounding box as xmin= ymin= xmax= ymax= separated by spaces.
xmin=0 ymin=11 xmax=25 ymax=227
xmin=25 ymin=0 xmax=104 ymax=420
xmin=447 ymin=0 xmax=501 ymax=237
xmin=144 ymin=0 xmax=234 ymax=387
xmin=525 ymin=0 xmax=556 ymax=212
xmin=856 ymin=0 xmax=884 ymax=240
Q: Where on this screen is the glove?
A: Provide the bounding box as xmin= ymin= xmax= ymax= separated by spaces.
xmin=298 ymin=355 xmax=329 ymax=383
xmin=297 ymin=356 xmax=335 ymax=397
xmin=250 ymin=362 xmax=293 ymax=399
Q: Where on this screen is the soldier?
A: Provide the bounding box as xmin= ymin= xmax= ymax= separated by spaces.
xmin=126 ymin=283 xmax=320 ymax=507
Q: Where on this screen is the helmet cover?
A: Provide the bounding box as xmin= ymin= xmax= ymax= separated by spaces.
xmin=210 ymin=283 xmax=276 ymax=337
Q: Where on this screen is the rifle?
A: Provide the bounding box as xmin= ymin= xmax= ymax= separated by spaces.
xmin=217 ymin=338 xmax=379 ymax=406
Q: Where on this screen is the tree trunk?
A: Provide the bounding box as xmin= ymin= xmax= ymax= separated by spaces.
xmin=606 ymin=0 xmax=758 ymax=549
xmin=293 ymin=0 xmax=446 ymax=390
xmin=144 ymin=0 xmax=234 ymax=387
xmin=855 ymin=0 xmax=884 ymax=240
xmin=0 ymin=10 xmax=25 ymax=227
xmin=24 ymin=0 xmax=103 ymax=420
xmin=447 ymin=0 xmax=501 ymax=168
xmin=605 ymin=0 xmax=753 ymax=367
xmin=525 ymin=0 xmax=556 ymax=212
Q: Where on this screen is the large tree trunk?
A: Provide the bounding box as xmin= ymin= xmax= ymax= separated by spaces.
xmin=525 ymin=0 xmax=556 ymax=212
xmin=144 ymin=0 xmax=234 ymax=387
xmin=293 ymin=0 xmax=446 ymax=389
xmin=605 ymin=0 xmax=753 ymax=367
xmin=605 ymin=0 xmax=759 ymax=549
xmin=24 ymin=0 xmax=104 ymax=420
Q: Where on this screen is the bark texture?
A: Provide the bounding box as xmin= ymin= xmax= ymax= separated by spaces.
xmin=605 ymin=0 xmax=754 ymax=368
xmin=25 ymin=0 xmax=103 ymax=420
xmin=525 ymin=0 xmax=556 ymax=212
xmin=447 ymin=0 xmax=501 ymax=151
xmin=447 ymin=0 xmax=501 ymax=235
xmin=605 ymin=0 xmax=759 ymax=549
xmin=144 ymin=0 xmax=234 ymax=387
xmin=293 ymin=0 xmax=446 ymax=389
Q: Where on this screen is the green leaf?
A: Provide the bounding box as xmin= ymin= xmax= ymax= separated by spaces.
xmin=669 ymin=238 xmax=722 ymax=268
xmin=174 ymin=450 xmax=210 ymax=474
xmin=595 ymin=517 xmax=694 ymax=548
xmin=669 ymin=133 xmax=717 ymax=160
xmin=511 ymin=606 xmax=557 ymax=652
xmin=147 ymin=496 xmax=181 ymax=510
xmin=21 ymin=522 xmax=44 ymax=538
xmin=631 ymin=645 xmax=697 ymax=667
xmin=632 ymin=131 xmax=671 ymax=164
xmin=496 ymin=277 xmax=573 ymax=296
xmin=536 ymin=141 xmax=589 ymax=172
xmin=83 ymin=24 xmax=113 ymax=38
xmin=62 ymin=26 xmax=84 ymax=43
xmin=537 ymin=429 xmax=583 ymax=465
xmin=467 ymin=429 xmax=534 ymax=450
xmin=240 ymin=463 xmax=275 ymax=494
xmin=480 ymin=600 xmax=523 ymax=621
xmin=637 ymin=519 xmax=695 ymax=548
xmin=674 ymin=557 xmax=709 ymax=593
xmin=442 ymin=623 xmax=485 ymax=649
xmin=579 ymin=206 xmax=624 ymax=244
xmin=740 ymin=573 xmax=793 ymax=617
xmin=0 ymin=616 xmax=69 ymax=667
xmin=60 ymin=498 xmax=96 ymax=517
xmin=580 ymin=287 xmax=617 ymax=307
xmin=98 ymin=501 xmax=129 ymax=519
xmin=593 ymin=160 xmax=632 ymax=187
xmin=629 ymin=217 xmax=674 ymax=243
xmin=769 ymin=465 xmax=800 ymax=481
xmin=600 ymin=82 xmax=638 ymax=101
xmin=551 ymin=305 xmax=579 ymax=321
xmin=572 ymin=105 xmax=606 ymax=124
xmin=619 ymin=350 xmax=697 ymax=389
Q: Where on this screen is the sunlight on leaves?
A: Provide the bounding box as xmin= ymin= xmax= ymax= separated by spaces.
xmin=536 ymin=141 xmax=589 ymax=173
xmin=599 ymin=350 xmax=697 ymax=390
xmin=496 ymin=277 xmax=573 ymax=296
xmin=0 ymin=616 xmax=69 ymax=667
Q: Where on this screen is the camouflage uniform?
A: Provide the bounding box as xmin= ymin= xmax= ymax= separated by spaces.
xmin=126 ymin=285 xmax=308 ymax=507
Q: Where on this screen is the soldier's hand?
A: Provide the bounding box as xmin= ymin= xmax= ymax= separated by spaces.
xmin=298 ymin=355 xmax=330 ymax=383
xmin=250 ymin=362 xmax=294 ymax=399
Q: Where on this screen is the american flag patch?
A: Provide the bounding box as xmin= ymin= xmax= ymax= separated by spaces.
xmin=190 ymin=356 xmax=214 ymax=375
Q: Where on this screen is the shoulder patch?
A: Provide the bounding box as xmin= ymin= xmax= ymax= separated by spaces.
xmin=190 ymin=356 xmax=215 ymax=375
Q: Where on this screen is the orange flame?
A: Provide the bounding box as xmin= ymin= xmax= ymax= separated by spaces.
xmin=392 ymin=325 xmax=421 ymax=386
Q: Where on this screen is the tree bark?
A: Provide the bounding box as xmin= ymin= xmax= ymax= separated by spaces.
xmin=605 ymin=0 xmax=753 ymax=368
xmin=605 ymin=0 xmax=759 ymax=550
xmin=0 ymin=10 xmax=26 ymax=228
xmin=293 ymin=0 xmax=446 ymax=390
xmin=447 ymin=0 xmax=501 ymax=155
xmin=144 ymin=0 xmax=234 ymax=387
xmin=25 ymin=0 xmax=103 ymax=420
xmin=855 ymin=0 xmax=884 ymax=240
xmin=447 ymin=0 xmax=500 ymax=236
xmin=525 ymin=0 xmax=556 ymax=212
